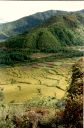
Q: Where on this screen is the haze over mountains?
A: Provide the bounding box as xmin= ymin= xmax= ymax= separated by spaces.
xmin=0 ymin=19 xmax=6 ymax=24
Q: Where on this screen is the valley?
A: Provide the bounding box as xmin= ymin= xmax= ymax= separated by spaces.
xmin=0 ymin=8 xmax=83 ymax=128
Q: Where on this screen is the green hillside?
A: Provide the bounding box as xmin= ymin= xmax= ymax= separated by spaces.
xmin=0 ymin=10 xmax=65 ymax=41
xmin=0 ymin=9 xmax=84 ymax=42
xmin=0 ymin=10 xmax=84 ymax=65
xmin=6 ymin=11 xmax=84 ymax=50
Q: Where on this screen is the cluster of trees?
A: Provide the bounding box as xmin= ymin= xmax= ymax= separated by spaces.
xmin=0 ymin=48 xmax=83 ymax=65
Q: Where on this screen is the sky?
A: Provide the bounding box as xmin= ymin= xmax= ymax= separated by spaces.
xmin=0 ymin=1 xmax=84 ymax=23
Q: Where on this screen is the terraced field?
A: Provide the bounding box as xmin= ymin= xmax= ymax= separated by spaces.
xmin=0 ymin=57 xmax=79 ymax=103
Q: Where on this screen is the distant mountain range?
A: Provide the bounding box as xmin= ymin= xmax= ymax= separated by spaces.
xmin=0 ymin=10 xmax=69 ymax=41
xmin=0 ymin=9 xmax=84 ymax=42
xmin=5 ymin=9 xmax=84 ymax=47
xmin=79 ymin=9 xmax=84 ymax=13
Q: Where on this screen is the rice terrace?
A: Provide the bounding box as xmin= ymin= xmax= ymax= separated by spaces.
xmin=0 ymin=57 xmax=75 ymax=103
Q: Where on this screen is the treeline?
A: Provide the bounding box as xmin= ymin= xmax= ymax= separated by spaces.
xmin=0 ymin=46 xmax=83 ymax=65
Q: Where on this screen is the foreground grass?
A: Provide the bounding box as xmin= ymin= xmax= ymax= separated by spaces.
xmin=0 ymin=103 xmax=65 ymax=128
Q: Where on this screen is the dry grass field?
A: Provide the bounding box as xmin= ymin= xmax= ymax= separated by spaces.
xmin=0 ymin=57 xmax=79 ymax=103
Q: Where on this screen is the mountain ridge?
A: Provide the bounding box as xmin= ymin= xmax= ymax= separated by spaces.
xmin=0 ymin=9 xmax=83 ymax=41
xmin=0 ymin=10 xmax=65 ymax=41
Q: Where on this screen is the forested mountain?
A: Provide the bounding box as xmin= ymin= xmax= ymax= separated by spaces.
xmin=0 ymin=10 xmax=66 ymax=41
xmin=0 ymin=9 xmax=84 ymax=65
xmin=0 ymin=9 xmax=84 ymax=41
xmin=5 ymin=10 xmax=84 ymax=49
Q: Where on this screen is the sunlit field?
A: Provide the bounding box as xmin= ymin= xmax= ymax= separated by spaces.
xmin=0 ymin=57 xmax=79 ymax=103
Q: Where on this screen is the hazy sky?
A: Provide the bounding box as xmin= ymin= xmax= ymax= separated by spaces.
xmin=0 ymin=1 xmax=84 ymax=22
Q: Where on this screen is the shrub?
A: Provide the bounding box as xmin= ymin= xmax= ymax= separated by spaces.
xmin=64 ymin=58 xmax=83 ymax=128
